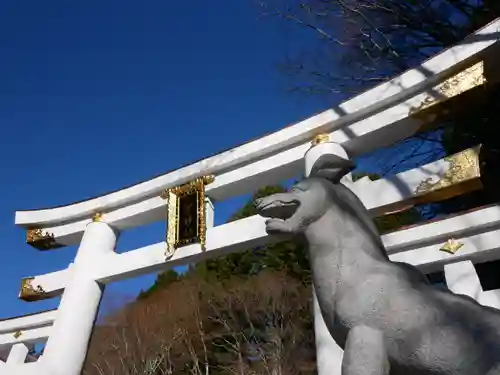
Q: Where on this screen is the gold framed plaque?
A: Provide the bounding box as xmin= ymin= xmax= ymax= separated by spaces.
xmin=161 ymin=175 xmax=214 ymax=259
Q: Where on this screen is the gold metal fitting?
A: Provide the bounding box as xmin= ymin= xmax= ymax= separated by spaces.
xmin=92 ymin=212 xmax=104 ymax=222
xmin=311 ymin=134 xmax=330 ymax=147
xmin=26 ymin=229 xmax=61 ymax=250
xmin=439 ymin=239 xmax=464 ymax=255
xmin=19 ymin=277 xmax=46 ymax=302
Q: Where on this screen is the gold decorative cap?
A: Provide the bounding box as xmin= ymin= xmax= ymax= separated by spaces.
xmin=92 ymin=212 xmax=104 ymax=222
xmin=311 ymin=134 xmax=330 ymax=147
xmin=439 ymin=239 xmax=464 ymax=255
xmin=202 ymin=175 xmax=215 ymax=185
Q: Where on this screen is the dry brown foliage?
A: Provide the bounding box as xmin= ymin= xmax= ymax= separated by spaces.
xmin=83 ymin=270 xmax=315 ymax=375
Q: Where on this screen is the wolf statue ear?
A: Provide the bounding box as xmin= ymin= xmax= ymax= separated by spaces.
xmin=310 ymin=153 xmax=356 ymax=184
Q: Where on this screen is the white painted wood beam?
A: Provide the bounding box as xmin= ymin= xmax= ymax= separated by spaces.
xmin=24 ymin=146 xmax=481 ymax=248
xmin=391 ymin=227 xmax=500 ymax=273
xmin=15 ymin=17 xmax=500 ymax=228
xmin=6 ymin=343 xmax=29 ymax=365
xmin=95 ymin=214 xmax=274 ymax=283
xmin=0 ymin=326 xmax=51 ymax=348
xmin=444 ymin=261 xmax=500 ymax=310
xmin=2 ymin=362 xmax=40 ymax=375
xmin=26 ymin=205 xmax=500 ymax=298
xmin=444 ymin=260 xmax=483 ymax=300
xmin=382 ymin=204 xmax=500 ymax=253
xmin=480 ymin=290 xmax=500 ymax=309
xmin=18 ymin=270 xmax=69 ymax=302
xmin=94 ymin=216 xmax=500 ymax=280
xmin=0 ymin=310 xmax=57 ymax=334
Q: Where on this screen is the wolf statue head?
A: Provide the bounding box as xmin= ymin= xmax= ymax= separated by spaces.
xmin=255 ymin=147 xmax=358 ymax=236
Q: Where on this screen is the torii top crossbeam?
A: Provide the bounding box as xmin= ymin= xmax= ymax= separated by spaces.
xmin=14 ymin=17 xmax=500 ymax=247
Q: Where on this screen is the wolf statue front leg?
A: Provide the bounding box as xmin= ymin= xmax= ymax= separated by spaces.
xmin=342 ymin=325 xmax=390 ymax=375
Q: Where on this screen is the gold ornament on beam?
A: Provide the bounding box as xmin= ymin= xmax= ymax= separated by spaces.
xmin=414 ymin=146 xmax=481 ymax=198
xmin=92 ymin=212 xmax=104 ymax=222
xmin=19 ymin=277 xmax=46 ymax=302
xmin=13 ymin=331 xmax=22 ymax=339
xmin=439 ymin=239 xmax=464 ymax=255
xmin=410 ymin=61 xmax=486 ymax=116
xmin=26 ymin=229 xmax=62 ymax=251
xmin=160 ymin=175 xmax=215 ymax=259
xmin=311 ymin=133 xmax=330 ymax=147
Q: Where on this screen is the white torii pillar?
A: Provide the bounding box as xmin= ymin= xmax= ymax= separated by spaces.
xmin=312 ymin=289 xmax=343 ymax=374
xmin=444 ymin=260 xmax=483 ymax=300
xmin=41 ymin=219 xmax=118 ymax=375
xmin=305 ymin=134 xmax=350 ymax=375
xmin=6 ymin=343 xmax=30 ymax=365
xmin=444 ymin=260 xmax=500 ymax=309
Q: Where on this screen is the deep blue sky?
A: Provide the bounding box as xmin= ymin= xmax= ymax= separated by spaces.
xmin=0 ymin=1 xmax=328 ymax=319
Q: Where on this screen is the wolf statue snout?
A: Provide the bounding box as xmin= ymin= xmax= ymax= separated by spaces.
xmin=255 ymin=153 xmax=356 ymax=236
xmin=255 ymin=193 xmax=302 ymax=235
xmin=255 ymin=194 xmax=299 ymax=218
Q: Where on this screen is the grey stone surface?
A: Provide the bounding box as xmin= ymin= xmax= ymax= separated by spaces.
xmin=255 ymin=154 xmax=500 ymax=375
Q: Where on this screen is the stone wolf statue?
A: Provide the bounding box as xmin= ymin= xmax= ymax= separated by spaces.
xmin=255 ymin=153 xmax=500 ymax=375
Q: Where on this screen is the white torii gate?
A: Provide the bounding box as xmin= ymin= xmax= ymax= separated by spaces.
xmin=3 ymin=17 xmax=500 ymax=375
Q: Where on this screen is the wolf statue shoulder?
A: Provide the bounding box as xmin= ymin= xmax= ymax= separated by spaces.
xmin=255 ymin=153 xmax=500 ymax=375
